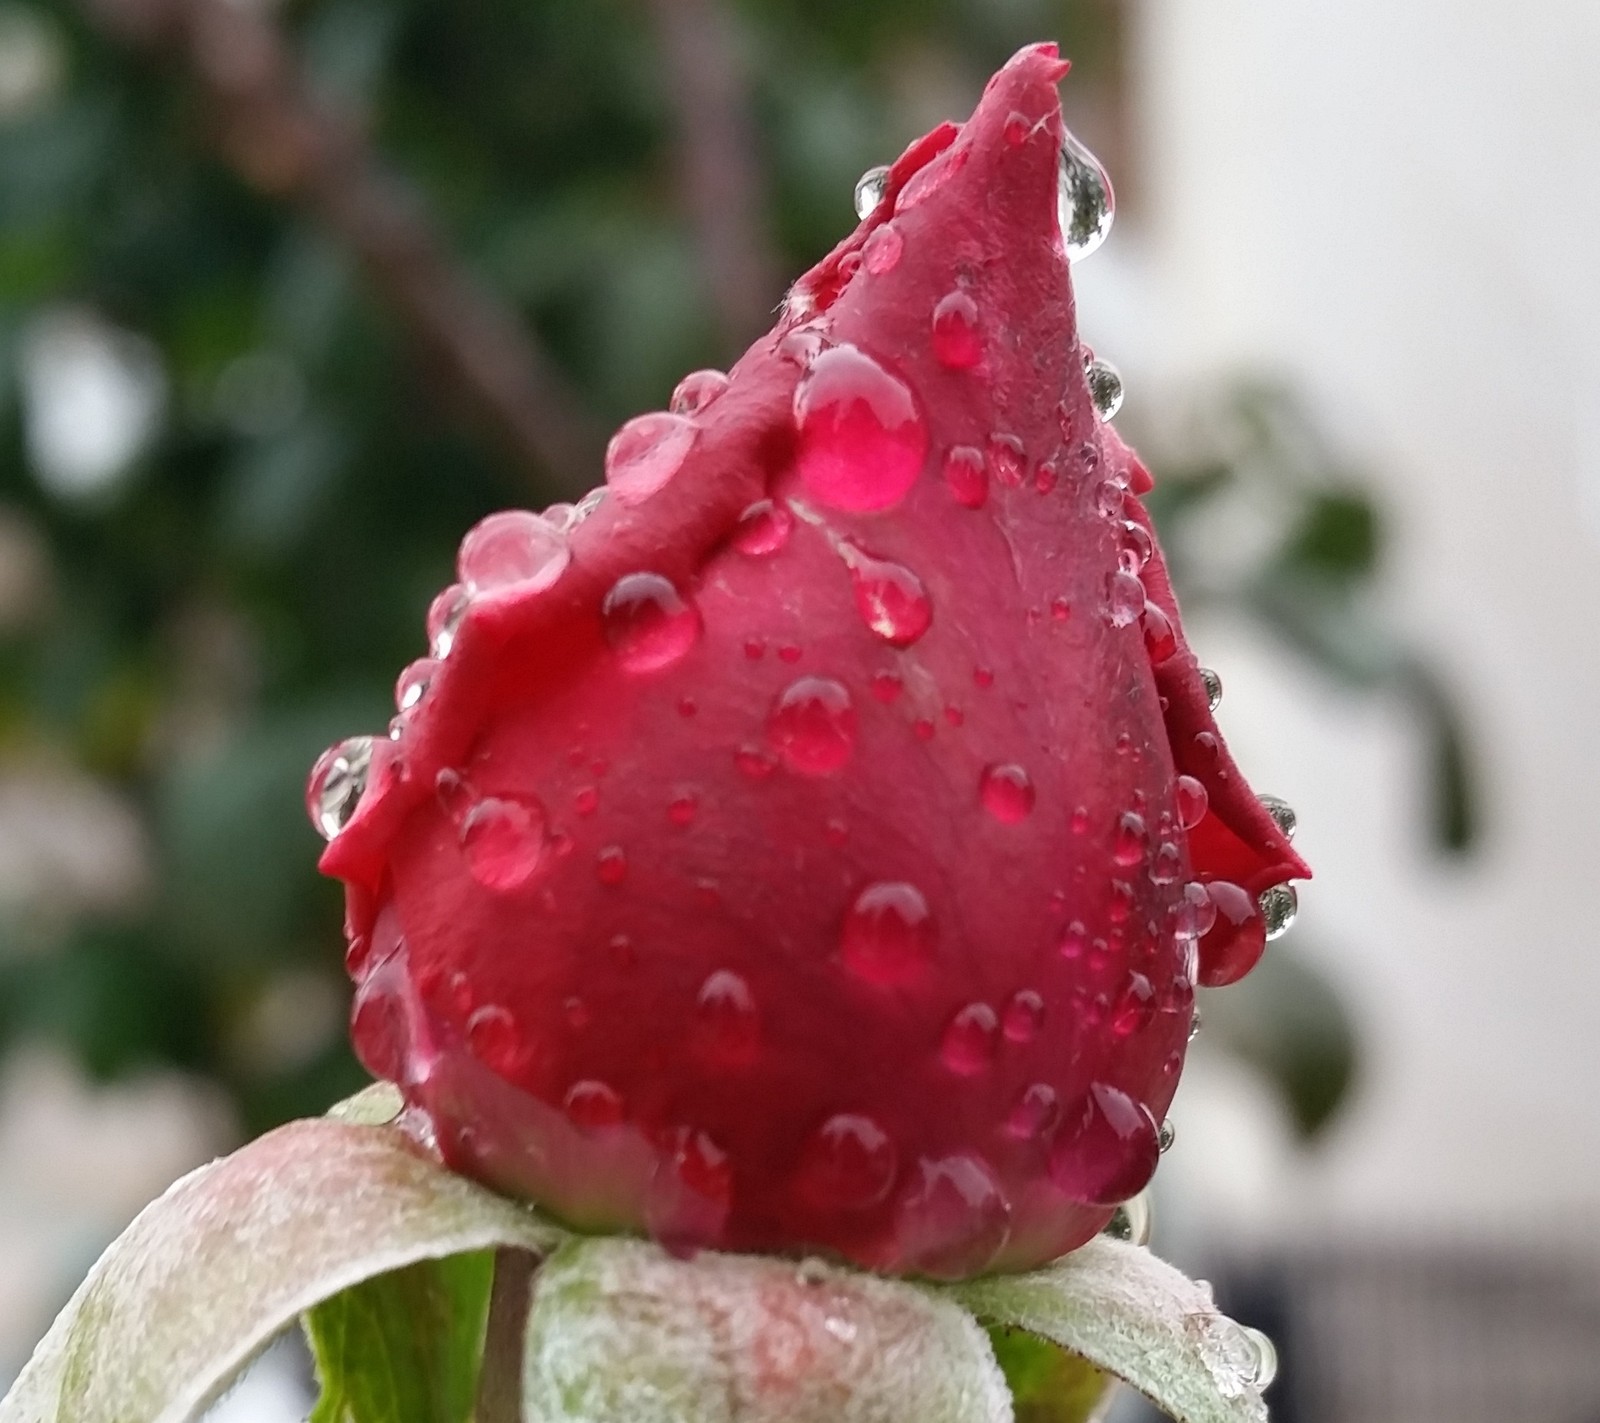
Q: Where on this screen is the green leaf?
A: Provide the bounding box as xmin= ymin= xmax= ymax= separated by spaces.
xmin=987 ymin=1325 xmax=1112 ymax=1423
xmin=304 ymin=1252 xmax=495 ymax=1423
xmin=0 ymin=1118 xmax=567 ymax=1423
xmin=949 ymin=1237 xmax=1271 ymax=1423
xmin=522 ymin=1237 xmax=1012 ymax=1423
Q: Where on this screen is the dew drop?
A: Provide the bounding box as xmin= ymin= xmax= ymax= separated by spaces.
xmin=940 ymin=1002 xmax=999 ymax=1075
xmin=459 ymin=796 xmax=547 ymax=892
xmin=1049 ymin=1083 xmax=1160 ymax=1206
xmin=1002 ymin=989 xmax=1045 ymax=1043
xmin=1003 ymin=110 xmax=1032 ymax=147
xmin=1113 ymin=811 xmax=1149 ymax=866
xmin=1117 ymin=520 xmax=1152 ymax=574
xmin=1094 ymin=477 xmax=1125 ymax=519
xmin=667 ymin=790 xmax=698 ymax=827
xmin=596 ymin=845 xmax=628 ymax=886
xmin=604 ymin=412 xmax=696 ymax=506
xmin=1086 ymin=358 xmax=1124 ymax=420
xmin=1243 ymin=1327 xmax=1279 ymax=1390
xmin=1111 ymin=970 xmax=1155 ymax=1038
xmin=854 ymin=164 xmax=890 ymax=219
xmin=1175 ymin=881 xmax=1217 ymax=941
xmin=669 ymin=368 xmax=730 ymax=417
xmin=694 ymin=970 xmax=760 ymax=1065
xmin=734 ymin=746 xmax=776 ymax=780
xmin=841 ymin=881 xmax=933 ymax=985
xmin=307 ymin=736 xmax=374 ymax=840
xmin=1259 ymin=883 xmax=1298 ymax=940
xmin=794 ymin=345 xmax=927 ymax=512
xmin=979 ymin=763 xmax=1036 ymax=824
xmin=1259 ymin=794 xmax=1298 ymax=840
xmin=1159 ymin=1117 xmax=1177 ymax=1153
xmin=795 ymin=1113 xmax=898 ymax=1211
xmin=458 ymin=509 xmax=570 ymax=596
xmin=841 ymin=544 xmax=932 ymax=647
xmin=1200 ymin=667 xmax=1223 ymax=710
xmin=987 ymin=433 xmax=1026 ymax=488
xmin=1196 ymin=881 xmax=1265 ymax=987
xmin=427 ymin=583 xmax=470 ymax=658
xmin=1102 ymin=1191 xmax=1152 ymax=1247
xmin=1106 ymin=570 xmax=1146 ymax=627
xmin=648 ymin=1126 xmax=733 ymax=1255
xmin=1175 ymin=775 xmax=1208 ymax=830
xmin=1059 ymin=920 xmax=1088 ymax=959
xmin=732 ymin=499 xmax=793 ymax=556
xmin=564 ymin=1079 xmax=625 ymax=1130
xmin=943 ymin=444 xmax=988 ymax=508
xmin=862 ymin=224 xmax=904 ymax=276
xmin=1186 ymin=1313 xmax=1275 ymax=1400
xmin=602 ymin=572 xmax=701 ymax=673
xmin=768 ymin=676 xmax=857 ymax=775
xmin=394 ymin=658 xmax=437 ymax=714
xmin=467 ymin=1004 xmax=523 ymax=1077
xmin=894 ymin=1154 xmax=1011 ymax=1280
xmin=1057 ymin=131 xmax=1115 ymax=261
xmin=931 ymin=290 xmax=982 ymax=370
xmin=1150 ymin=841 xmax=1183 ymax=885
xmin=870 ymin=670 xmax=903 ymax=703
xmin=1005 ymin=1083 xmax=1061 ymax=1140
xmin=1142 ymin=603 xmax=1177 ymax=663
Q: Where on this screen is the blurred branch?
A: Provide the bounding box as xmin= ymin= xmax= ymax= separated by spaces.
xmin=79 ymin=0 xmax=604 ymax=493
xmin=475 ymin=1249 xmax=537 ymax=1423
xmin=643 ymin=0 xmax=780 ymax=345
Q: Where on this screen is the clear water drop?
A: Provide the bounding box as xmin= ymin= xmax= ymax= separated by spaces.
xmin=841 ymin=543 xmax=932 ymax=646
xmin=940 ymin=1002 xmax=999 ymax=1075
xmin=794 ymin=1113 xmax=898 ymax=1211
xmin=978 ymin=763 xmax=1036 ymax=824
xmin=1159 ymin=1117 xmax=1176 ymax=1153
xmin=1175 ymin=774 xmax=1209 ymax=830
xmin=1200 ymin=667 xmax=1223 ymax=711
xmin=604 ymin=411 xmax=696 ymax=506
xmin=458 ymin=509 xmax=570 ymax=595
xmin=841 ymin=880 xmax=933 ymax=985
xmin=1197 ymin=881 xmax=1265 ymax=987
xmin=794 ymin=345 xmax=927 ymax=512
xmin=1094 ymin=477 xmax=1125 ymax=519
xmin=893 ymin=1153 xmax=1011 ymax=1281
xmin=693 ymin=970 xmax=760 ymax=1065
xmin=1111 ymin=971 xmax=1155 ymax=1038
xmin=1243 ymin=1327 xmax=1279 ymax=1389
xmin=1086 ymin=358 xmax=1124 ymax=420
xmin=601 ymin=572 xmax=701 ymax=673
xmin=732 ymin=499 xmax=793 ymax=556
xmin=1259 ymin=883 xmax=1298 ymax=940
xmin=1101 ymin=1190 xmax=1152 ymax=1247
xmin=1150 ymin=840 xmax=1183 ymax=884
xmin=1186 ymin=1313 xmax=1273 ymax=1401
xmin=1002 ymin=989 xmax=1045 ymax=1043
xmin=854 ymin=164 xmax=890 ymax=219
xmin=307 ymin=735 xmax=374 ymax=840
xmin=931 ymin=290 xmax=982 ymax=370
xmin=1049 ymin=1082 xmax=1161 ymax=1206
xmin=767 ymin=676 xmax=857 ymax=775
xmin=1118 ymin=520 xmax=1152 ymax=574
xmin=564 ymin=1079 xmax=625 ymax=1130
xmin=1106 ymin=570 xmax=1146 ymax=627
xmin=987 ymin=432 xmax=1026 ymax=488
xmin=1057 ymin=131 xmax=1114 ymax=261
xmin=427 ymin=583 xmax=470 ymax=657
xmin=943 ymin=444 xmax=988 ymax=508
xmin=1113 ymin=811 xmax=1149 ymax=866
xmin=669 ymin=368 xmax=730 ymax=417
xmin=467 ymin=1003 xmax=523 ymax=1076
xmin=1259 ymin=794 xmax=1298 ymax=840
xmin=862 ymin=224 xmax=904 ymax=276
xmin=394 ymin=657 xmax=437 ymax=714
xmin=459 ymin=795 xmax=547 ymax=892
xmin=1142 ymin=603 xmax=1177 ymax=664
xmin=1005 ymin=1083 xmax=1061 ymax=1140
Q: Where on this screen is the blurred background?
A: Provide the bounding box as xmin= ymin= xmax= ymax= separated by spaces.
xmin=0 ymin=0 xmax=1596 ymax=1418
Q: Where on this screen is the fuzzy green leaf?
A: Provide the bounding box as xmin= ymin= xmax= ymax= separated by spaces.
xmin=0 ymin=1118 xmax=566 ymax=1423
xmin=950 ymin=1237 xmax=1270 ymax=1423
xmin=522 ymin=1237 xmax=1013 ymax=1423
xmin=987 ymin=1325 xmax=1113 ymax=1423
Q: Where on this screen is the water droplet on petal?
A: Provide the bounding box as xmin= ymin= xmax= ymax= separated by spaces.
xmin=459 ymin=795 xmax=547 ymax=892
xmin=940 ymin=1002 xmax=999 ymax=1075
xmin=794 ymin=346 xmax=927 ymax=512
xmin=467 ymin=1003 xmax=523 ymax=1076
xmin=1057 ymin=131 xmax=1115 ymax=261
xmin=1259 ymin=883 xmax=1298 ymax=940
xmin=1243 ymin=1327 xmax=1279 ymax=1390
xmin=987 ymin=433 xmax=1026 ymax=488
xmin=602 ymin=572 xmax=701 ymax=673
xmin=1102 ymin=1191 xmax=1152 ymax=1246
xmin=841 ymin=881 xmax=933 ymax=985
xmin=837 ymin=543 xmax=932 ymax=646
xmin=596 ymin=845 xmax=628 ymax=886
xmin=768 ymin=676 xmax=857 ymax=775
xmin=1094 ymin=478 xmax=1125 ymax=519
xmin=1111 ymin=971 xmax=1155 ymax=1038
xmin=1113 ymin=811 xmax=1149 ymax=866
xmin=1004 ymin=110 xmax=1032 ymax=147
xmin=1186 ymin=1313 xmax=1274 ymax=1400
xmin=943 ymin=444 xmax=988 ymax=508
xmin=980 ymin=763 xmax=1036 ymax=824
xmin=1002 ymin=989 xmax=1045 ymax=1043
xmin=1159 ymin=1117 xmax=1176 ymax=1153
xmin=854 ymin=164 xmax=890 ymax=219
xmin=564 ymin=1079 xmax=625 ymax=1130
xmin=1197 ymin=881 xmax=1265 ymax=986
xmin=1049 ymin=1083 xmax=1160 ymax=1206
xmin=458 ymin=509 xmax=570 ymax=595
xmin=795 ymin=1113 xmax=898 ymax=1211
xmin=1060 ymin=920 xmax=1088 ymax=959
xmin=427 ymin=583 xmax=470 ymax=657
xmin=894 ymin=1153 xmax=1011 ymax=1280
xmin=669 ymin=368 xmax=730 ymax=416
xmin=1175 ymin=775 xmax=1208 ymax=830
xmin=605 ymin=412 xmax=696 ymax=506
xmin=862 ymin=224 xmax=904 ymax=275
xmin=1106 ymin=570 xmax=1146 ymax=627
xmin=729 ymin=498 xmax=793 ymax=557
xmin=1200 ymin=667 xmax=1223 ymax=710
xmin=1150 ymin=841 xmax=1183 ymax=884
xmin=1118 ymin=520 xmax=1152 ymax=574
xmin=1175 ymin=881 xmax=1217 ymax=941
xmin=694 ymin=970 xmax=760 ymax=1065
xmin=648 ymin=1127 xmax=733 ymax=1255
xmin=1259 ymin=794 xmax=1297 ymax=840
xmin=1005 ymin=1083 xmax=1060 ymax=1140
xmin=1087 ymin=358 xmax=1124 ymax=420
xmin=931 ymin=290 xmax=981 ymax=369
xmin=1142 ymin=603 xmax=1177 ymax=663
xmin=394 ymin=658 xmax=437 ymax=714
xmin=308 ymin=736 xmax=374 ymax=840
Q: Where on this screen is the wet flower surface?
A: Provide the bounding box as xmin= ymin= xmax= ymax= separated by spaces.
xmin=312 ymin=44 xmax=1308 ymax=1279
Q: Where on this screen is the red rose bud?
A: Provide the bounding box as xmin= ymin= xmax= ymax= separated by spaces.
xmin=310 ymin=43 xmax=1309 ymax=1280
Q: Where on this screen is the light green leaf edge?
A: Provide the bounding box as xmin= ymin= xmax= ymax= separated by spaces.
xmin=948 ymin=1236 xmax=1268 ymax=1423
xmin=0 ymin=1117 xmax=568 ymax=1423
xmin=523 ymin=1236 xmax=1014 ymax=1423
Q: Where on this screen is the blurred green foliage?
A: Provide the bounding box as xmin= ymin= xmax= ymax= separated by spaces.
xmin=0 ymin=0 xmax=1458 ymax=1138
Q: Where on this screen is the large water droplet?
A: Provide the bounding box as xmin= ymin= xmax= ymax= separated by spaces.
xmin=732 ymin=499 xmax=793 ymax=556
xmin=1049 ymin=1082 xmax=1161 ymax=1206
xmin=1259 ymin=794 xmax=1297 ymax=840
xmin=460 ymin=795 xmax=547 ymax=892
xmin=1196 ymin=881 xmax=1265 ymax=987
xmin=648 ymin=1126 xmax=733 ymax=1256
xmin=1111 ymin=971 xmax=1155 ymax=1038
xmin=564 ymin=1079 xmax=626 ymax=1130
xmin=794 ymin=1113 xmax=898 ymax=1211
xmin=1243 ymin=1327 xmax=1279 ymax=1390
xmin=940 ymin=1002 xmax=999 ymax=1075
xmin=1101 ymin=1190 xmax=1152 ymax=1247
xmin=841 ymin=881 xmax=933 ymax=985
xmin=931 ymin=290 xmax=982 ymax=370
xmin=1057 ymin=131 xmax=1115 ymax=261
xmin=693 ymin=970 xmax=760 ymax=1065
xmin=840 ymin=543 xmax=932 ymax=647
xmin=669 ymin=368 xmax=730 ymax=417
xmin=1200 ymin=667 xmax=1223 ymax=710
xmin=862 ymin=225 xmax=904 ymax=276
xmin=894 ymin=1154 xmax=1011 ymax=1280
xmin=307 ymin=735 xmax=374 ymax=840
xmin=794 ymin=345 xmax=927 ymax=512
xmin=1259 ymin=883 xmax=1298 ymax=940
xmin=767 ymin=676 xmax=857 ymax=775
xmin=1186 ymin=1313 xmax=1275 ymax=1400
xmin=943 ymin=445 xmax=988 ymax=508
xmin=604 ymin=412 xmax=696 ymax=506
xmin=1106 ymin=570 xmax=1146 ymax=627
xmin=458 ymin=509 xmax=569 ymax=595
xmin=1142 ymin=603 xmax=1177 ymax=663
xmin=854 ymin=164 xmax=890 ymax=219
xmin=427 ymin=583 xmax=470 ymax=657
xmin=467 ymin=1003 xmax=523 ymax=1077
xmin=1175 ymin=774 xmax=1209 ymax=830
xmin=1086 ymin=358 xmax=1124 ymax=420
xmin=979 ymin=763 xmax=1036 ymax=824
xmin=394 ymin=658 xmax=437 ymax=715
xmin=602 ymin=572 xmax=701 ymax=673
xmin=1005 ymin=1083 xmax=1061 ymax=1140
xmin=1113 ymin=811 xmax=1149 ymax=866
xmin=1118 ymin=520 xmax=1152 ymax=574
